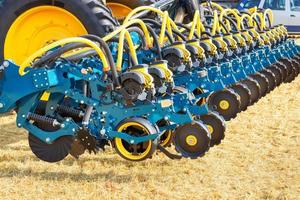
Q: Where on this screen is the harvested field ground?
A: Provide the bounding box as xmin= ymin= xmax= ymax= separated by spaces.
xmin=0 ymin=77 xmax=299 ymax=200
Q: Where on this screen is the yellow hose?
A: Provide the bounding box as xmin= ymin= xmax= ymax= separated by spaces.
xmin=219 ymin=9 xmax=241 ymax=30
xmin=263 ymin=9 xmax=273 ymax=28
xmin=116 ymin=29 xmax=139 ymax=71
xmin=240 ymin=14 xmax=254 ymax=29
xmin=251 ymin=12 xmax=264 ymax=30
xmin=212 ymin=11 xmax=219 ymax=35
xmin=103 ymin=19 xmax=152 ymax=48
xmin=20 ymin=37 xmax=109 ymax=75
xmin=187 ymin=10 xmax=205 ymax=40
xmin=201 ymin=2 xmax=224 ymax=12
xmin=122 ymin=6 xmax=180 ymax=41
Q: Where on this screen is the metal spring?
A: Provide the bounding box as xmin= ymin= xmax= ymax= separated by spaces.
xmin=57 ymin=105 xmax=84 ymax=118
xmin=27 ymin=113 xmax=60 ymax=127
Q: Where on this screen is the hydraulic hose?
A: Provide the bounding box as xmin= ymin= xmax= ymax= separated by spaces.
xmin=81 ymin=34 xmax=121 ymax=87
xmin=20 ymin=37 xmax=109 ymax=75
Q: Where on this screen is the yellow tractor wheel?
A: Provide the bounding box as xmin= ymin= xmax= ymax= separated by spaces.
xmin=0 ymin=0 xmax=118 ymax=65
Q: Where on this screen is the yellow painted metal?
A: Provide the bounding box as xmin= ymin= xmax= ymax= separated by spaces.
xmin=4 ymin=6 xmax=87 ymax=65
xmin=207 ymin=125 xmax=214 ymax=134
xmin=107 ymin=3 xmax=132 ymax=20
xmin=219 ymin=100 xmax=230 ymax=110
xmin=160 ymin=130 xmax=172 ymax=147
xmin=185 ymin=135 xmax=198 ymax=146
xmin=114 ymin=122 xmax=153 ymax=161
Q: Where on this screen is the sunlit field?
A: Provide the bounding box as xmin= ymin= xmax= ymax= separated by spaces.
xmin=0 ymin=76 xmax=299 ymax=200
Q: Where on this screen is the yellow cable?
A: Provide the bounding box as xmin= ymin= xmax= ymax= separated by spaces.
xmin=159 ymin=11 xmax=169 ymax=46
xmin=122 ymin=6 xmax=180 ymax=42
xmin=20 ymin=37 xmax=109 ymax=75
xmin=212 ymin=10 xmax=219 ymax=35
xmin=188 ymin=10 xmax=199 ymax=40
xmin=263 ymin=9 xmax=273 ymax=29
xmin=103 ymin=19 xmax=152 ymax=48
xmin=219 ymin=9 xmax=241 ymax=30
xmin=201 ymin=2 xmax=224 ymax=12
xmin=116 ymin=29 xmax=139 ymax=71
xmin=240 ymin=14 xmax=254 ymax=29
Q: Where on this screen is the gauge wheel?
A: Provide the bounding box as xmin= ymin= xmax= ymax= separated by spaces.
xmin=250 ymin=73 xmax=269 ymax=97
xmin=199 ymin=112 xmax=225 ymax=147
xmin=173 ymin=121 xmax=211 ymax=159
xmin=230 ymin=83 xmax=251 ymax=112
xmin=267 ymin=65 xmax=283 ymax=86
xmin=241 ymin=78 xmax=261 ymax=105
xmin=207 ymin=88 xmax=240 ymax=121
xmin=113 ymin=117 xmax=157 ymax=161
xmin=260 ymin=69 xmax=276 ymax=92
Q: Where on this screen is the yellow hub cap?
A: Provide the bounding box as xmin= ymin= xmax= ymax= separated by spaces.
xmin=219 ymin=100 xmax=230 ymax=110
xmin=207 ymin=125 xmax=214 ymax=134
xmin=115 ymin=122 xmax=152 ymax=161
xmin=4 ymin=6 xmax=87 ymax=65
xmin=185 ymin=135 xmax=198 ymax=146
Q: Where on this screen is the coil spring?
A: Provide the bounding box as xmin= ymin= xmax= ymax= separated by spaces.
xmin=57 ymin=105 xmax=83 ymax=118
xmin=28 ymin=113 xmax=60 ymax=127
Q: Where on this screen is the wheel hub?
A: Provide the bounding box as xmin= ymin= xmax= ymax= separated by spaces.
xmin=4 ymin=6 xmax=87 ymax=65
xmin=219 ymin=100 xmax=230 ymax=110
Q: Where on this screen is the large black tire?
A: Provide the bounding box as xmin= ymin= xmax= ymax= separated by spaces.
xmin=0 ymin=0 xmax=118 ymax=63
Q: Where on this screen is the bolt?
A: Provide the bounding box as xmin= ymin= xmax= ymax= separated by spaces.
xmin=0 ymin=103 xmax=3 ymax=108
xmin=3 ymin=61 xmax=9 ymax=68
xmin=130 ymin=139 xmax=135 ymax=144
xmin=72 ymin=128 xmax=75 ymax=132
xmin=22 ymin=114 xmax=26 ymax=118
xmin=61 ymin=124 xmax=65 ymax=128
xmin=45 ymin=138 xmax=51 ymax=143
xmin=17 ymin=123 xmax=21 ymax=127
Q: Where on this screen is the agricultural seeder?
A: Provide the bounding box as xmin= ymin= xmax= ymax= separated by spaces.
xmin=0 ymin=0 xmax=299 ymax=163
